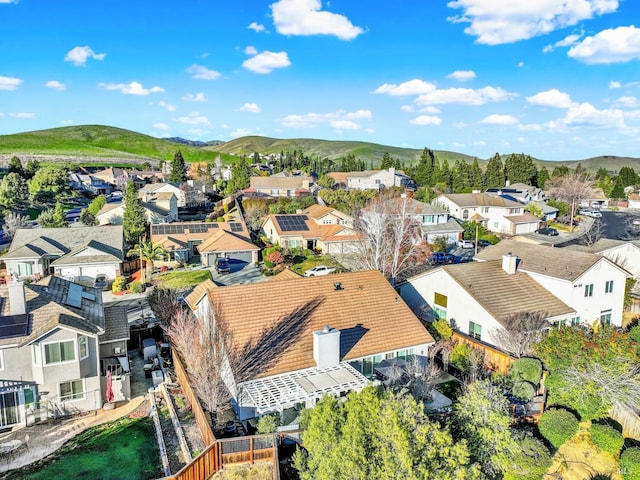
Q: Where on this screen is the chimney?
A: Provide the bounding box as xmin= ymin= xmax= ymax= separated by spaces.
xmin=502 ymin=252 xmax=518 ymax=275
xmin=313 ymin=325 xmax=341 ymax=368
xmin=505 ymin=179 xmax=511 ymax=187
xmin=8 ymin=279 xmax=27 ymax=315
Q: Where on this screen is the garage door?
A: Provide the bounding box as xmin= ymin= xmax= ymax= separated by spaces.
xmin=80 ymin=265 xmax=117 ymax=280
xmin=515 ymin=223 xmax=534 ymax=235
xmin=57 ymin=267 xmax=80 ymax=280
xmin=222 ymin=251 xmax=253 ymax=264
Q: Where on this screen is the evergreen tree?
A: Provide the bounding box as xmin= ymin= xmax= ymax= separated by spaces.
xmin=536 ymin=166 xmax=550 ymax=189
xmin=484 ymin=153 xmax=505 ymax=188
xmin=469 ymin=158 xmax=484 ymax=190
xmin=551 ymin=165 xmax=569 ymax=177
xmin=123 ymin=180 xmax=146 ymax=245
xmin=53 ymin=201 xmax=67 ymax=227
xmin=452 ymin=159 xmax=471 ymax=192
xmin=610 ymin=180 xmax=625 ymax=199
xmin=0 ymin=172 xmax=29 ymax=208
xmin=7 ymin=156 xmax=24 ymax=177
xmin=226 ymin=156 xmax=251 ymax=194
xmin=38 ymin=202 xmax=67 ymax=228
xmin=24 ymin=159 xmax=40 ymax=179
xmin=437 ymin=159 xmax=453 ymax=192
xmin=414 ymin=148 xmax=439 ymax=187
xmin=617 ymin=166 xmax=638 ymax=188
xmin=168 ymin=150 xmax=188 ymax=183
xmin=504 ymin=153 xmax=537 ymax=185
xmin=380 ymin=152 xmax=393 ymax=170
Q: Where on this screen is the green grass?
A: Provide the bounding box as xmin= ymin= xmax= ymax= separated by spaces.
xmin=153 ymin=269 xmax=212 ymax=289
xmin=289 ymin=255 xmax=344 ymax=276
xmin=2 ymin=416 xmax=160 ymax=480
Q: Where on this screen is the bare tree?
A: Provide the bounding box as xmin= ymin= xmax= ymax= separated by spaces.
xmin=492 ymin=311 xmax=550 ymax=358
xmin=581 ymin=217 xmax=606 ymax=247
xmin=353 ymin=193 xmax=427 ymax=284
xmin=2 ymin=212 xmax=28 ymax=239
xmin=405 ymin=358 xmax=442 ymax=402
xmin=546 ymin=171 xmax=597 ymax=229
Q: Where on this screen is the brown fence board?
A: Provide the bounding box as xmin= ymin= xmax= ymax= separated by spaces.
xmin=452 ymin=331 xmax=515 ymax=375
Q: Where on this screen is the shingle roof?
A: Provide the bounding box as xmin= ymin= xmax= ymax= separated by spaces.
xmin=268 ymin=269 xmax=303 ymax=282
xmin=250 ymin=176 xmax=312 ymax=189
xmin=421 ymin=218 xmax=464 ymax=234
xmin=4 ymin=226 xmax=124 ymax=261
xmin=185 ymin=279 xmax=217 ymax=310
xmin=101 ymin=305 xmax=129 ymax=343
xmin=202 ymin=270 xmax=434 ymax=379
xmin=474 ymin=239 xmax=602 ymax=281
xmin=442 ymin=262 xmax=574 ymax=326
xmin=440 ymin=193 xmax=523 ymax=208
xmin=505 ymin=213 xmax=540 ymax=224
xmin=198 ymin=229 xmax=259 ymax=253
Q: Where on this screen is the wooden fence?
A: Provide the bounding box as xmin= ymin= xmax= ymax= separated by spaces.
xmin=452 ymin=331 xmax=516 ymax=375
xmin=610 ymin=402 xmax=640 ymax=440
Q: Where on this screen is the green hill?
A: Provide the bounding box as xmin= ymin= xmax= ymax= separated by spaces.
xmin=1 ymin=126 xmax=639 ymax=173
xmin=0 ymin=125 xmax=228 ymax=163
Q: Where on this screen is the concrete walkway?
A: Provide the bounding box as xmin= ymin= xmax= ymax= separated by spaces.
xmin=0 ymin=395 xmax=148 ymax=473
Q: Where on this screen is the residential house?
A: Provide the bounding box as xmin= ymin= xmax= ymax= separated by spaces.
xmin=628 ymin=194 xmax=640 ymax=209
xmin=435 ymin=192 xmax=540 ymax=235
xmin=95 ymin=192 xmax=178 ymax=225
xmin=150 ymin=220 xmax=259 ymax=265
xmin=2 ymin=226 xmax=125 ymax=282
xmin=180 ymin=180 xmax=212 ymax=207
xmin=345 ymin=168 xmax=414 ymax=191
xmin=68 ymin=172 xmax=113 ymax=196
xmin=261 ymin=205 xmax=361 ymax=254
xmin=92 ymin=167 xmax=146 ymax=191
xmin=486 ymin=182 xmax=546 ymax=203
xmin=139 ymin=183 xmax=185 ymax=207
xmin=248 ymin=173 xmax=314 ymax=198
xmin=0 ymin=276 xmax=130 ymax=428
xmin=185 ymin=270 xmax=434 ymax=424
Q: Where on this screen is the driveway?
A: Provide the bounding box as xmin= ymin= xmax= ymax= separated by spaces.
xmin=208 ymin=260 xmax=267 ymax=286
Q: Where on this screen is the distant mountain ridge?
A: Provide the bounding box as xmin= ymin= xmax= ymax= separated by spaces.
xmin=0 ymin=125 xmax=639 ymax=172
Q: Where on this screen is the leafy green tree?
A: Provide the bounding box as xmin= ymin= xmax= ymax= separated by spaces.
xmin=168 ymin=150 xmax=188 ymax=183
xmin=7 ymin=156 xmax=24 ymax=177
xmin=503 ymin=429 xmax=551 ymax=480
xmin=24 ymin=158 xmax=40 ymax=179
xmin=122 ymin=180 xmax=146 ymax=245
xmin=536 ymin=166 xmax=550 ymax=189
xmin=87 ymin=194 xmax=107 ymax=215
xmin=610 ymin=180 xmax=625 ymax=199
xmin=538 ymin=408 xmax=579 ymax=448
xmin=504 ymin=153 xmax=537 ymax=185
xmin=128 ymin=240 xmax=167 ymax=275
xmin=453 ymin=380 xmax=513 ymax=476
xmin=380 ymin=152 xmax=393 ymax=170
xmin=317 ymin=174 xmax=335 ymax=189
xmin=53 ymin=201 xmax=67 ymax=227
xmin=547 ymin=198 xmax=569 ymax=216
xmin=414 ymin=148 xmax=439 ymax=187
xmin=484 ymin=153 xmax=505 ymax=188
xmin=452 ymin=159 xmax=471 ymax=192
xmin=28 ymin=165 xmax=69 ymax=202
xmin=37 ymin=202 xmax=67 ymax=228
xmin=294 ymin=386 xmax=481 ymax=480
xmin=469 ymin=158 xmax=484 ymax=190
xmin=0 ymin=172 xmax=29 ymax=208
xmin=226 ymin=156 xmax=251 ymax=194
xmin=617 ymin=166 xmax=638 ymax=188
xmin=80 ymin=209 xmax=97 ymax=226
xmin=551 ymin=165 xmax=569 ymax=177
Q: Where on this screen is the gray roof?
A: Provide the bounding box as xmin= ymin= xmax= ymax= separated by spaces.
xmin=440 ymin=193 xmax=523 ymax=208
xmin=441 ymin=262 xmax=575 ymax=326
xmin=101 ymin=305 xmax=130 ymax=344
xmin=4 ymin=225 xmax=124 ymax=262
xmin=421 ymin=218 xmax=464 ymax=234
xmin=474 ymin=239 xmax=602 ymax=282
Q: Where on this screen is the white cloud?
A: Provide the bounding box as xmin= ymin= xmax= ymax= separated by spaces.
xmin=568 ymin=25 xmax=640 ymax=64
xmin=416 ymin=86 xmax=515 ymax=106
xmin=186 ymin=64 xmax=221 ymax=80
xmin=615 ymin=96 xmax=640 ymax=108
xmin=400 ymin=105 xmax=414 ymax=112
xmin=543 ymin=32 xmax=583 ymax=52
xmin=240 ymin=102 xmax=261 ymax=113
xmin=0 ymin=76 xmax=22 ymax=91
xmin=420 ymin=106 xmax=441 ymax=114
xmin=244 ymin=45 xmax=258 ymax=55
xmin=447 ymin=0 xmax=619 ymax=45
xmin=410 ymin=115 xmax=442 ymax=126
xmin=374 ymin=79 xmax=435 ymax=96
xmin=181 ymin=92 xmax=208 ymax=102
xmin=99 ymin=81 xmax=164 ymax=95
xmin=176 ymin=111 xmax=211 ymax=126
xmin=447 ymin=70 xmax=476 ymax=81
xmin=518 ymin=123 xmax=543 ymax=132
xmin=365 ymin=128 xmax=375 ymax=134
xmin=64 ymin=46 xmax=106 ymax=66
xmin=518 ymin=61 xmax=525 ymax=67
xmin=0 ymin=1 xmax=18 ymax=3
xmin=281 ymin=109 xmax=372 ymax=128
xmin=230 ymin=127 xmax=261 ymax=138
xmin=159 ymin=101 xmax=176 ymax=112
xmin=153 ymin=122 xmax=170 ymax=131
xmin=331 ymin=120 xmax=360 ymax=130
xmin=60 ymin=120 xmax=74 ymax=125
xmin=248 ymin=22 xmax=265 ymax=32
xmin=526 ymin=89 xmax=574 ymax=108
xmin=550 ymin=102 xmax=626 ymax=129
xmin=45 ymin=80 xmax=66 ymax=91
xmin=271 ymin=0 xmax=364 ymax=40
xmin=609 ymin=81 xmax=622 ymax=89
xmin=243 ymin=50 xmax=290 ymax=74
xmin=479 ymin=114 xmax=518 ymax=125
xmin=10 ymin=112 xmax=35 ymax=119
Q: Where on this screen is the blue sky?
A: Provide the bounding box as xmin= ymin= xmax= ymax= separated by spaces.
xmin=1 ymin=0 xmax=640 ymax=161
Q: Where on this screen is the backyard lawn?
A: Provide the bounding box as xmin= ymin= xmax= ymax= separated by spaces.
xmin=2 ymin=416 xmax=160 ymax=480
xmin=153 ymin=269 xmax=212 ymax=289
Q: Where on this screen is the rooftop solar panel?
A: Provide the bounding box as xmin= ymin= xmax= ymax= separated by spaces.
xmin=65 ymin=283 xmax=83 ymax=308
xmin=230 ymin=223 xmax=243 ymax=232
xmin=276 ymin=215 xmax=309 ymax=232
xmin=0 ymin=314 xmax=30 ymax=339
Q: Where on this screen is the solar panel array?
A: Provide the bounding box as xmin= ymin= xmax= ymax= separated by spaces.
xmin=151 ymin=223 xmax=219 ymax=236
xmin=229 ymin=223 xmax=243 ymax=232
xmin=65 ymin=283 xmax=83 ymax=308
xmin=0 ymin=314 xmax=29 ymax=339
xmin=276 ymin=215 xmax=309 ymax=232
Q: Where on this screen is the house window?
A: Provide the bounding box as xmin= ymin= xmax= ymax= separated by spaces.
xmin=434 ymin=293 xmax=448 ymax=308
xmin=584 ymin=284 xmax=594 ymax=297
xmin=462 ymin=209 xmax=469 ymax=220
xmin=32 ymin=344 xmax=41 ymax=365
xmin=44 ymin=340 xmax=76 ymax=365
xmin=469 ymin=321 xmax=482 ymax=341
xmin=423 ymin=215 xmax=434 ymax=224
xmin=385 ymin=352 xmax=395 ymax=360
xmin=79 ymin=336 xmax=88 ymax=360
xmin=59 ymin=379 xmax=85 ymax=402
xmin=605 ymin=280 xmax=614 ymax=293
xmin=571 ymin=316 xmax=580 ymax=326
xmin=600 ymin=309 xmax=612 ymax=325
xmin=433 ymin=306 xmax=447 ymax=321
xmin=17 ymin=262 xmax=33 ymax=277
xmin=493 ymin=222 xmax=499 ymax=229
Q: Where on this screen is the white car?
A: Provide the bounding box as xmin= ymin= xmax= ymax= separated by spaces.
xmin=304 ymin=265 xmax=336 ymax=277
xmin=582 ymin=209 xmax=602 ymax=218
xmin=457 ymin=239 xmax=475 ymax=249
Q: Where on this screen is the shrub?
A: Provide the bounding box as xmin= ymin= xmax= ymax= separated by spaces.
xmin=509 ymin=358 xmax=543 ymax=386
xmin=503 ymin=429 xmax=551 ymax=480
xmin=129 ymin=281 xmax=143 ymax=294
xmin=538 ymin=408 xmax=579 ymax=449
xmin=590 ymin=423 xmax=624 ymax=457
xmin=620 ymin=447 xmax=640 ymax=480
xmin=512 ymin=381 xmax=536 ymax=401
xmin=256 ymin=414 xmax=280 ymax=434
xmin=432 ymin=319 xmax=453 ymax=340
xmin=111 ymin=276 xmax=127 ymax=293
xmin=449 ymin=342 xmax=473 ymax=371
xmin=629 ymin=325 xmax=640 ymax=343
xmin=265 ymin=251 xmax=284 ymax=265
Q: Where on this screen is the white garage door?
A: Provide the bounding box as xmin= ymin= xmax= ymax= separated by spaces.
xmin=80 ymin=265 xmax=117 ymax=280
xmin=57 ymin=267 xmax=80 ymax=280
xmin=515 ymin=223 xmax=534 ymax=235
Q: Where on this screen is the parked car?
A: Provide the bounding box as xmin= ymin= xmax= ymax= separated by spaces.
xmin=427 ymin=252 xmax=461 ymax=265
xmin=536 ymin=227 xmax=559 ymax=236
xmin=457 ymin=239 xmax=475 ymax=249
xmin=632 ymin=218 xmax=640 ymax=226
xmin=93 ymin=274 xmax=109 ymax=291
xmin=477 ymin=239 xmax=491 ymax=248
xmin=580 ymin=209 xmax=602 ymax=218
xmin=304 ymin=265 xmax=336 ymax=277
xmin=215 ymin=257 xmax=231 ymax=274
